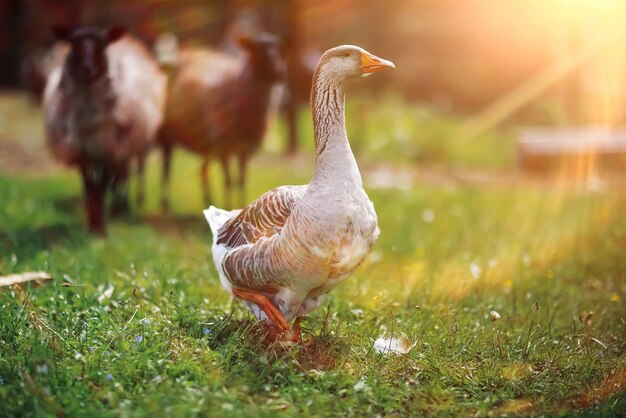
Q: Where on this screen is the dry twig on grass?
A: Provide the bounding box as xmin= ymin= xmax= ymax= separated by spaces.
xmin=0 ymin=271 xmax=52 ymax=287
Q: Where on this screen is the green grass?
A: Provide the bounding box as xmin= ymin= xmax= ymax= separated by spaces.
xmin=1 ymin=93 xmax=625 ymax=417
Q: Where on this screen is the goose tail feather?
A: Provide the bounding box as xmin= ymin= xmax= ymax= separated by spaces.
xmin=203 ymin=206 xmax=240 ymax=242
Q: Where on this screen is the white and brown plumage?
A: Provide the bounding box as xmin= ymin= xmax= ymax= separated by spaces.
xmin=204 ymin=45 xmax=394 ymax=339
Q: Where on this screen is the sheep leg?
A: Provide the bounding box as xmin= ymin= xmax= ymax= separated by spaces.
xmin=80 ymin=164 xmax=109 ymax=235
xmin=284 ymin=95 xmax=299 ymax=156
xmin=220 ymin=158 xmax=232 ymax=209
xmin=237 ymin=155 xmax=247 ymax=207
xmin=110 ymin=163 xmax=130 ymax=217
xmin=201 ymin=158 xmax=212 ymax=206
xmin=160 ymin=142 xmax=172 ymax=213
xmin=136 ymin=152 xmax=146 ymax=209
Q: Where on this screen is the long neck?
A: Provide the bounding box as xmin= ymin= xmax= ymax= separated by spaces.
xmin=310 ymin=70 xmax=361 ymax=185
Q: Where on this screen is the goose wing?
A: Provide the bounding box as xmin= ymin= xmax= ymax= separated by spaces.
xmin=217 ymin=185 xmax=305 ymax=249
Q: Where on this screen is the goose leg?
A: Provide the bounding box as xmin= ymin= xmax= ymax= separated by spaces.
xmin=231 ymin=288 xmax=290 ymax=332
xmin=201 ymin=158 xmax=212 ymax=206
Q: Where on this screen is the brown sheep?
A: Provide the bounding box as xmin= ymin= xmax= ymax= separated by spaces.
xmin=43 ymin=25 xmax=166 ymax=234
xmin=158 ymin=33 xmax=284 ymax=210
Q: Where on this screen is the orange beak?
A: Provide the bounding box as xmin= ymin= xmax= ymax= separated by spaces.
xmin=360 ymin=51 xmax=395 ymax=73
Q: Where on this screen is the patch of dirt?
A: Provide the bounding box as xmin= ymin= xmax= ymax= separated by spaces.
xmin=491 ymin=362 xmax=626 ymax=416
xmin=294 ymin=336 xmax=340 ymax=371
xmin=566 ymin=362 xmax=626 ymax=412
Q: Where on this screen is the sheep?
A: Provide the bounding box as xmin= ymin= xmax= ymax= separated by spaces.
xmin=158 ymin=33 xmax=284 ymax=210
xmin=43 ymin=25 xmax=166 ymax=234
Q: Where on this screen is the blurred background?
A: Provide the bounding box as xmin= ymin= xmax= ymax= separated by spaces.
xmin=2 ymin=0 xmax=626 ymax=192
xmin=2 ymin=0 xmax=625 ymax=110
xmin=3 ymin=3 xmax=626 ymax=416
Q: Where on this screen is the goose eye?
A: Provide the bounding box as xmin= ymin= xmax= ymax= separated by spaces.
xmin=343 ymin=52 xmax=351 ymax=58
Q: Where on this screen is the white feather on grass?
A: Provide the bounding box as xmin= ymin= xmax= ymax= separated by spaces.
xmin=373 ymin=334 xmax=416 ymax=355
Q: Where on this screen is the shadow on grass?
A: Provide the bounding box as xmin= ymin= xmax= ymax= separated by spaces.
xmin=0 ymin=204 xmax=210 ymax=262
xmin=0 ymin=222 xmax=87 ymax=259
xmin=294 ymin=334 xmax=344 ymax=371
xmin=196 ymin=316 xmax=344 ymax=371
xmin=52 ymin=195 xmax=83 ymax=216
xmin=0 ymin=194 xmax=86 ymax=253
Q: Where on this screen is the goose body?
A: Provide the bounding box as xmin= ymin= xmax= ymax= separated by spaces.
xmin=204 ymin=45 xmax=394 ymax=335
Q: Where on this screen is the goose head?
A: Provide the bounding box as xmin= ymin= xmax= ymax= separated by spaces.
xmin=315 ymin=45 xmax=395 ymax=85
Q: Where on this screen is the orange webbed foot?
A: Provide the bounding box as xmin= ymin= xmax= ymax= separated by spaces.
xmin=232 ymin=288 xmax=290 ymax=332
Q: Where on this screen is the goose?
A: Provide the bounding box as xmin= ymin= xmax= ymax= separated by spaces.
xmin=204 ymin=45 xmax=394 ymax=340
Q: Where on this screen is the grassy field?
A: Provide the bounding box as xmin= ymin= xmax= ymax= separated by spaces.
xmin=1 ymin=93 xmax=625 ymax=417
